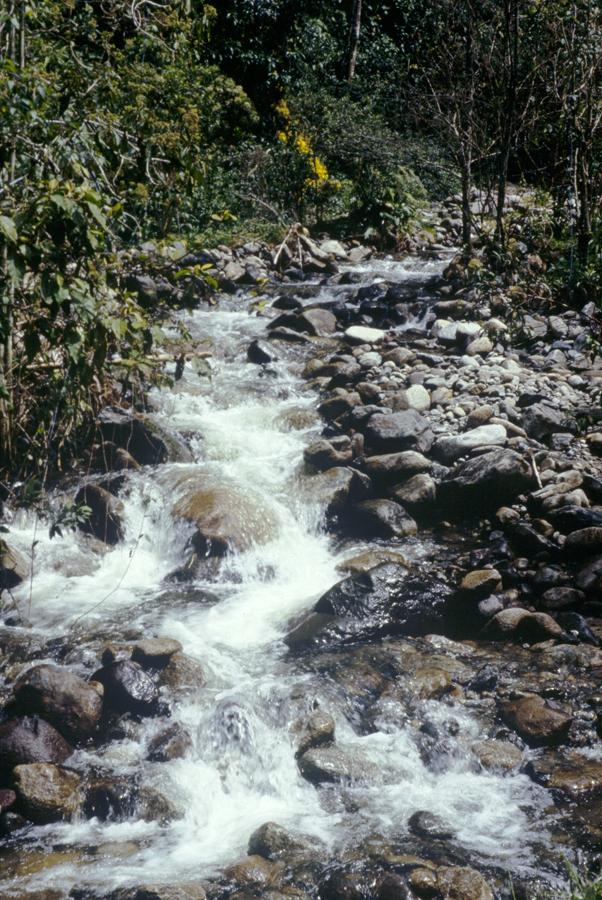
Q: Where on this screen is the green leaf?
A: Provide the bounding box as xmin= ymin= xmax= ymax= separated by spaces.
xmin=0 ymin=215 xmax=17 ymax=243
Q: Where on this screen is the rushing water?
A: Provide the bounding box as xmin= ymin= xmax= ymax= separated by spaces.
xmin=3 ymin=255 xmax=553 ymax=895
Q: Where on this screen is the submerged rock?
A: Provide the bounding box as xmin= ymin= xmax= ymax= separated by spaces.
xmin=75 ymin=483 xmax=125 ymax=545
xmin=298 ymin=745 xmax=378 ymax=784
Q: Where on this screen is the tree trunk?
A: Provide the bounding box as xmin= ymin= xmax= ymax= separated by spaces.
xmin=495 ymin=0 xmax=519 ymax=245
xmin=347 ymin=0 xmax=362 ymax=81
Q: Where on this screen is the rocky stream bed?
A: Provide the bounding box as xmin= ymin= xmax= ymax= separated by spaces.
xmin=1 ymin=194 xmax=602 ymax=899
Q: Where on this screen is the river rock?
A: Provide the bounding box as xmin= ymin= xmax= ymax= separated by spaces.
xmin=408 ymin=810 xmax=454 ymax=839
xmin=293 ymin=710 xmax=335 ymax=757
xmin=307 ymin=466 xmax=371 ymax=515
xmin=459 ymin=569 xmax=502 ymax=599
xmin=403 ymin=385 xmax=431 ymax=412
xmin=345 ymin=498 xmax=418 ymax=538
xmin=439 ymin=449 xmax=535 ymax=514
xmin=437 ymin=866 xmax=494 ymax=900
xmin=389 ymin=474 xmax=436 ymax=511
xmin=13 ymin=664 xmax=103 ymax=743
xmin=526 ymin=751 xmax=602 ymax=797
xmin=433 ymin=424 xmax=507 ymax=464
xmin=540 ymin=587 xmax=585 ymax=610
xmin=336 ymin=549 xmax=408 ymax=574
xmin=131 ymin=638 xmax=183 ymax=669
xmin=248 ymin=821 xmax=321 ymax=861
xmin=286 ymin=565 xmax=452 ymax=651
xmin=345 ymin=325 xmax=386 ymax=344
xmin=364 ymin=410 xmax=434 ymax=453
xmin=0 ymin=716 xmax=73 ymax=775
xmin=173 ymin=484 xmax=279 ymax=556
xmin=472 ymin=740 xmax=522 ymax=773
xmin=298 ymin=745 xmax=378 ymax=784
xmin=98 ymin=406 xmax=193 ymax=465
xmin=363 ymin=451 xmax=432 ymax=484
xmin=223 ymin=855 xmax=281 ymax=888
xmin=521 ymin=402 xmax=577 ymax=442
xmin=92 ymin=660 xmax=159 ymax=716
xmin=499 ymin=694 xmax=572 ymax=746
xmin=0 ymin=542 xmax=28 ymax=591
xmin=564 ymin=527 xmax=602 ymax=557
xmin=13 ymin=763 xmax=83 ymax=823
xmin=85 ymin=777 xmax=179 ymax=823
xmin=159 ymin=652 xmax=206 ymax=694
xmin=91 ymin=441 xmax=141 ymax=473
xmin=247 ymin=339 xmax=276 ymax=364
xmin=304 ymin=438 xmax=352 ymax=470
xmin=75 ymin=483 xmax=125 ymax=545
xmin=297 ymin=308 xmax=337 ymax=337
xmin=147 ymin=723 xmax=193 ymax=762
xmin=483 ymin=609 xmax=563 ymax=643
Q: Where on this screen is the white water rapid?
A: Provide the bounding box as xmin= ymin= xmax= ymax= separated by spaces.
xmin=2 ymin=256 xmax=552 ymax=896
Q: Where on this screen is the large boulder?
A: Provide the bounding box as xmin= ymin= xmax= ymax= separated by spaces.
xmin=298 ymin=745 xmax=379 ymax=785
xmin=0 ymin=541 xmax=28 ymax=592
xmin=13 ymin=763 xmax=83 ymax=823
xmin=364 ymin=410 xmax=434 ymax=454
xmin=98 ymin=407 xmax=193 ymax=465
xmin=342 ymin=498 xmax=418 ymax=538
xmin=92 ymin=660 xmax=159 ymax=717
xmin=173 ymin=483 xmax=279 ymax=557
xmin=0 ymin=716 xmax=73 ymax=776
xmin=363 ymin=451 xmax=432 ymax=485
xmin=286 ymin=564 xmax=452 ymax=651
xmin=75 ymin=483 xmax=125 ymax=545
xmin=13 ymin=664 xmax=103 ymax=743
xmin=305 ymin=466 xmax=371 ymax=516
xmin=438 ymin=449 xmax=535 ymax=514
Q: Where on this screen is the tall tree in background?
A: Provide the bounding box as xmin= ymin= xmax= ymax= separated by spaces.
xmin=347 ymin=0 xmax=362 ymax=81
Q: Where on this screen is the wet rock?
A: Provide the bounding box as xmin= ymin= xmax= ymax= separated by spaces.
xmin=147 ymin=723 xmax=193 ymax=762
xmin=131 ymin=638 xmax=183 ymax=669
xmin=108 ymin=887 xmax=206 ymax=900
xmin=408 ymin=810 xmax=454 ymax=839
xmin=0 ymin=788 xmax=16 ymax=813
xmin=293 ymin=710 xmax=335 ymax=757
xmin=337 ymin=549 xmax=408 ymax=575
xmin=433 ymin=424 xmax=507 ymax=464
xmin=576 ymin=556 xmax=602 ymax=594
xmin=84 ymin=777 xmax=179 ymax=823
xmin=0 ymin=541 xmax=28 ymax=591
xmin=13 ymin=664 xmax=103 ymax=743
xmin=403 ymin=665 xmax=453 ymax=700
xmin=0 ymin=810 xmax=28 ymax=836
xmin=75 ymin=483 xmax=125 ymax=545
xmin=436 ymin=866 xmax=494 ymax=900
xmin=0 ymin=716 xmax=73 ymax=775
xmin=526 ymin=750 xmax=602 ymax=797
xmin=298 ymin=745 xmax=378 ymax=784
xmin=173 ymin=484 xmax=279 ymax=556
xmin=363 ymin=451 xmax=432 ymax=484
xmin=247 ymin=339 xmax=276 ymax=364
xmin=345 ymin=498 xmax=418 ymax=539
xmin=374 ymin=872 xmax=411 ymax=899
xmin=564 ymin=527 xmax=602 ymax=558
xmin=364 ymin=410 xmax=434 ymax=454
xmin=91 ymin=441 xmax=141 ymax=473
xmin=248 ymin=821 xmax=321 ymax=861
xmin=223 ymin=855 xmax=282 ymax=889
xmin=297 ymin=308 xmax=338 ymax=336
xmin=13 ymin=763 xmax=83 ymax=823
xmin=548 ymin=505 xmax=602 ymax=533
xmin=308 ymin=466 xmax=371 ymax=515
xmin=499 ymin=694 xmax=572 ymax=747
xmin=389 ymin=474 xmax=436 ymax=511
xmin=304 ymin=438 xmax=352 ymax=470
xmin=287 ymin=565 xmax=452 ymax=651
xmin=98 ymin=407 xmax=193 ymax=465
xmin=439 ymin=449 xmax=535 ymax=514
xmin=540 ymin=587 xmax=585 ymax=611
xmin=159 ymin=652 xmax=206 ymax=694
xmin=92 ymin=660 xmax=159 ymax=716
xmin=472 ymin=739 xmax=522 ymax=773
xmin=409 ymin=868 xmax=439 ymax=896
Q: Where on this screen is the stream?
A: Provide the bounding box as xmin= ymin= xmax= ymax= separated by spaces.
xmin=2 ymin=252 xmax=573 ymax=897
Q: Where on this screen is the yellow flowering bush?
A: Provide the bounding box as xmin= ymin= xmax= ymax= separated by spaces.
xmin=275 ymin=99 xmax=336 ymax=191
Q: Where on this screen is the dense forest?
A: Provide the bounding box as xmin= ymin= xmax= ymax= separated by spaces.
xmin=1 ymin=0 xmax=601 ymax=483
